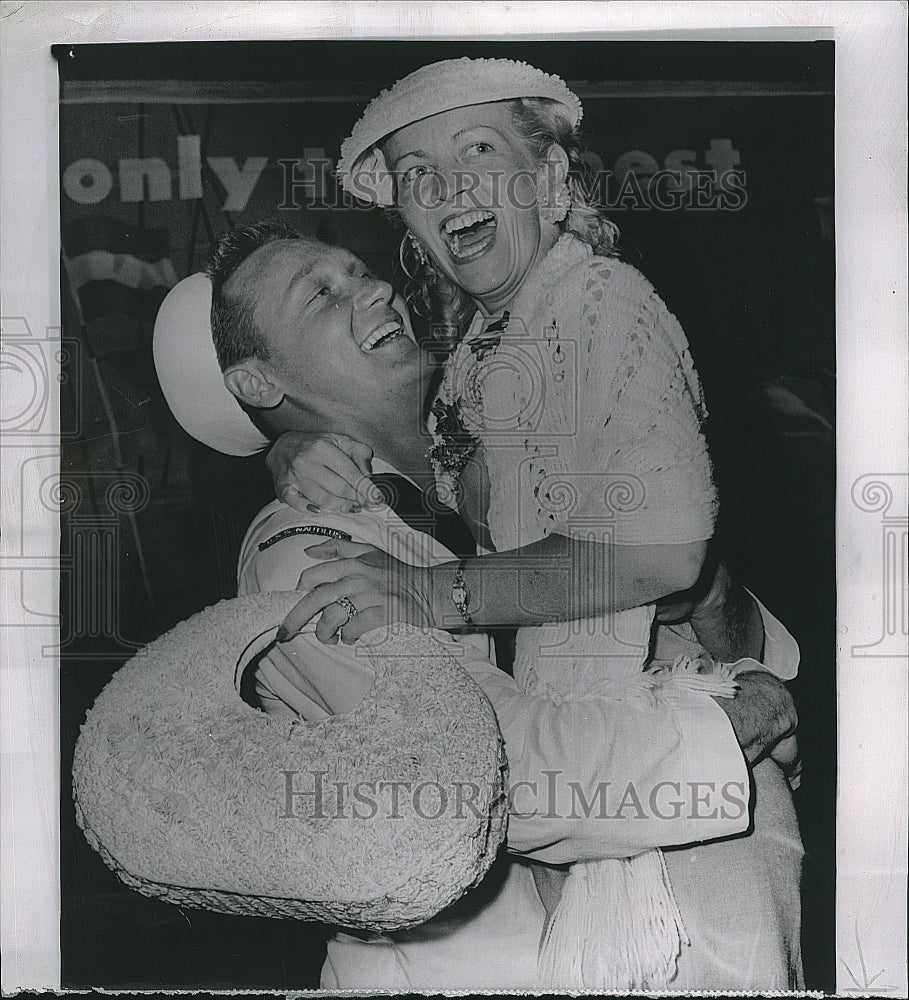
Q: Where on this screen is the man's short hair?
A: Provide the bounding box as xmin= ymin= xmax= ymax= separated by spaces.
xmin=206 ymin=220 xmax=301 ymax=370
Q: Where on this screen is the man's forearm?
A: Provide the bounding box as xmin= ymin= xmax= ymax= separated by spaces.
xmin=461 ymin=648 xmax=752 ymax=861
xmin=691 ymin=582 xmax=765 ymax=662
xmin=657 ymin=556 xmax=766 ymax=663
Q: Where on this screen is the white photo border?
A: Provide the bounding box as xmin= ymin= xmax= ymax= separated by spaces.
xmin=1 ymin=2 xmax=906 ymax=994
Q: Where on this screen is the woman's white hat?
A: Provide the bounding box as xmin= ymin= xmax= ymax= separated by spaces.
xmin=338 ymin=57 xmax=583 ymax=206
xmin=153 ymin=272 xmax=270 ymax=456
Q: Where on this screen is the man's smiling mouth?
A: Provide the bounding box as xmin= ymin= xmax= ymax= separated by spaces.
xmin=361 ymin=319 xmax=406 ymax=352
xmin=441 ymin=210 xmax=497 ymax=261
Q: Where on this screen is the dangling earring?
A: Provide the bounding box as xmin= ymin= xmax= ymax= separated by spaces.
xmin=406 ymin=231 xmax=429 ymax=266
xmin=541 ymin=181 xmax=571 ymax=224
xmin=399 ymin=231 xmax=431 ymax=280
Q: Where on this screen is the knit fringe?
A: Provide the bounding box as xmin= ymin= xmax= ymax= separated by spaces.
xmin=538 ymin=850 xmax=689 ymax=990
xmin=535 ymin=654 xmax=736 ymax=988
xmin=652 ymin=653 xmax=741 ymax=699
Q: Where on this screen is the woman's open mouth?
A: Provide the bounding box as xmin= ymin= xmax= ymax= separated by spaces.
xmin=441 ymin=210 xmax=497 ymax=262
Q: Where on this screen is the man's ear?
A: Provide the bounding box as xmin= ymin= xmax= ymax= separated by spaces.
xmin=223 ymin=359 xmax=284 ymax=410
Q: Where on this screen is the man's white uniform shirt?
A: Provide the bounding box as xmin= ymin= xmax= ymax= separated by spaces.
xmin=237 ymin=459 xmax=799 ymax=990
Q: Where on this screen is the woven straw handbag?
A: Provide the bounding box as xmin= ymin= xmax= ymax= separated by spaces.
xmin=73 ymin=591 xmax=507 ymax=930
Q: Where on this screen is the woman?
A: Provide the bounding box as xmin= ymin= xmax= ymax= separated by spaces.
xmin=277 ymin=57 xmax=802 ymax=990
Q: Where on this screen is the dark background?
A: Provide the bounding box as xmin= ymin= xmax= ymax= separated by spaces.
xmin=57 ymin=39 xmax=835 ymax=991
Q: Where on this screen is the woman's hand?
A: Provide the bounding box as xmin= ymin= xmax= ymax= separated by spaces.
xmin=277 ymin=539 xmax=436 ymax=644
xmin=266 ymin=431 xmax=374 ymax=513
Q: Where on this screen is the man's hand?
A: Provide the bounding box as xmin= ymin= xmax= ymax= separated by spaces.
xmin=277 ymin=539 xmax=435 ymax=644
xmin=266 ymin=431 xmax=374 ymax=513
xmin=718 ymin=670 xmax=798 ymax=765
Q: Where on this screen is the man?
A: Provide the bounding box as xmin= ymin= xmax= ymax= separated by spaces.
xmin=154 ymin=221 xmax=802 ymax=990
